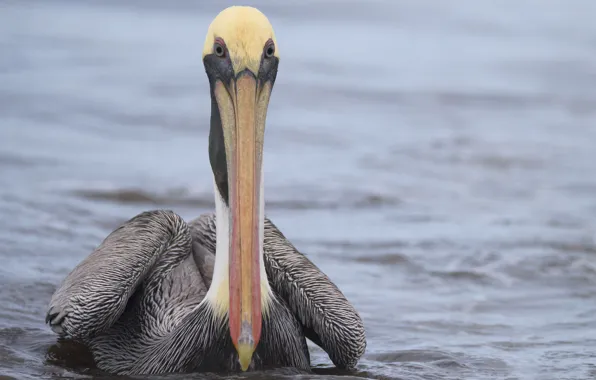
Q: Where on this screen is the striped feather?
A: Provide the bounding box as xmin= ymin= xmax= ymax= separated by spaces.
xmin=46 ymin=210 xmax=365 ymax=375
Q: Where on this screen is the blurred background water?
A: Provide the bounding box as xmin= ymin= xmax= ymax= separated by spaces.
xmin=1 ymin=0 xmax=596 ymax=379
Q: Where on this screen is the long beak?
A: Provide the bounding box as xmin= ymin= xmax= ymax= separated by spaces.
xmin=213 ymin=71 xmax=271 ymax=371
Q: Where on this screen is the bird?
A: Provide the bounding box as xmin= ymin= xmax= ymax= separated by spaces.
xmin=45 ymin=5 xmax=366 ymax=376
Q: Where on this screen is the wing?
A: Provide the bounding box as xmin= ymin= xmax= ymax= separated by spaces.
xmin=46 ymin=210 xmax=195 ymax=340
xmin=263 ymin=219 xmax=366 ymax=370
xmin=190 ymin=214 xmax=367 ymax=370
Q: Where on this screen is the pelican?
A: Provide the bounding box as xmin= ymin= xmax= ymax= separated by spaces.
xmin=46 ymin=6 xmax=365 ymax=375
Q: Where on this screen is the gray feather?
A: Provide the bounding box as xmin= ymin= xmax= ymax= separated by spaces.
xmin=47 ymin=210 xmax=366 ymax=375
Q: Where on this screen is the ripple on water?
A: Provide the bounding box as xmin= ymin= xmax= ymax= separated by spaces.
xmin=351 ymin=349 xmax=510 ymax=380
xmin=70 ymin=186 xmax=400 ymax=211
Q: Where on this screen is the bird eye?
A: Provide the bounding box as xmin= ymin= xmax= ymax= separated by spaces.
xmin=264 ymin=42 xmax=275 ymax=58
xmin=214 ymin=40 xmax=225 ymax=57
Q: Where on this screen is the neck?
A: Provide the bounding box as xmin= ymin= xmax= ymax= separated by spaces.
xmin=204 ymin=175 xmax=272 ymax=318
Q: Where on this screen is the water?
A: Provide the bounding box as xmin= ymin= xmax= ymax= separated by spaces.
xmin=1 ymin=0 xmax=596 ymax=379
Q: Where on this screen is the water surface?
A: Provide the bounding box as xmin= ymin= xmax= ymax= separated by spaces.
xmin=1 ymin=1 xmax=596 ymax=379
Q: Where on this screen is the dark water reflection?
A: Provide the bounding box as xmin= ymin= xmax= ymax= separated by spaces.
xmin=1 ymin=0 xmax=596 ymax=379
